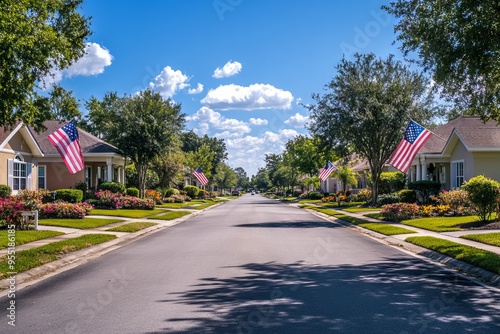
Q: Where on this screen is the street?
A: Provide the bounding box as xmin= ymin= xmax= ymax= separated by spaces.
xmin=1 ymin=194 xmax=500 ymax=333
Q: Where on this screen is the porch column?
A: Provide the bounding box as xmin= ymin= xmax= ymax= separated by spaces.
xmin=416 ymin=164 xmax=421 ymax=181
xmin=106 ymin=158 xmax=113 ymax=182
xmin=326 ymin=178 xmax=329 ymax=193
xmin=420 ymin=158 xmax=426 ymax=181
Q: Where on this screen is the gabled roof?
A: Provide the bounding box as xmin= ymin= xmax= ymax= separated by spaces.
xmin=29 ymin=121 xmax=121 ymax=155
xmin=420 ymin=116 xmax=500 ymax=154
xmin=0 ymin=122 xmax=44 ymax=156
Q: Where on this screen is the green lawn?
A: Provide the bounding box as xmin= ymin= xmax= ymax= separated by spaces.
xmin=364 ymin=213 xmax=385 ymax=220
xmin=90 ymin=209 xmax=165 ymax=218
xmin=405 ymin=236 xmax=500 ymax=275
xmin=401 ymin=216 xmax=480 ymax=232
xmin=39 ymin=218 xmax=124 ymax=229
xmin=357 ymin=223 xmax=416 ymax=236
xmin=157 ymin=202 xmax=190 ymax=209
xmin=0 ymin=230 xmax=65 ymax=249
xmin=342 ymin=207 xmax=381 ymax=213
xmin=461 ymin=232 xmax=500 ymax=247
xmin=189 ymin=202 xmax=220 ymax=210
xmin=149 ymin=210 xmax=191 ymax=220
xmin=0 ymin=234 xmax=117 ymax=279
xmin=107 ymin=222 xmax=158 ymax=232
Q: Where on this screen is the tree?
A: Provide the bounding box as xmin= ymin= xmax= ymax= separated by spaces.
xmin=47 ymin=86 xmax=82 ymax=122
xmin=308 ymin=53 xmax=440 ymax=204
xmin=213 ymin=163 xmax=237 ymax=192
xmin=384 ymin=0 xmax=500 ymax=122
xmin=184 ymin=145 xmax=215 ymax=186
xmin=90 ymin=89 xmax=185 ymax=197
xmin=234 ymin=167 xmax=249 ymax=189
xmin=0 ymin=0 xmax=91 ymax=131
xmin=152 ymin=150 xmax=185 ymax=189
xmin=252 ymin=168 xmax=271 ymax=192
xmin=284 ymin=135 xmax=331 ymax=176
xmin=331 ymin=165 xmax=359 ymax=194
xmin=181 ymin=131 xmax=228 ymax=176
xmin=83 ymin=92 xmax=126 ymax=139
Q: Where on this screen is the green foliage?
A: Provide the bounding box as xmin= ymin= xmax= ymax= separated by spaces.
xmin=0 ymin=0 xmax=91 ymax=130
xmin=185 ymin=145 xmax=215 ymax=183
xmin=408 ymin=180 xmax=442 ymax=204
xmin=379 ymin=172 xmax=406 ymax=194
xmin=380 ymin=203 xmax=420 ymax=222
xmin=308 ymin=53 xmax=439 ymax=205
xmin=184 ymin=185 xmax=200 ymax=198
xmin=98 ymin=182 xmax=126 ymax=195
xmin=398 ymin=189 xmax=417 ymax=203
xmin=308 ymin=191 xmax=323 ymax=200
xmin=430 ymin=189 xmax=472 ymax=216
xmin=0 ymin=184 xmax=12 ymax=198
xmin=107 ymin=222 xmax=157 ymax=233
xmin=126 ymin=187 xmax=140 ymax=197
xmin=284 ymin=135 xmax=328 ymax=176
xmin=384 ymin=0 xmax=500 ymax=122
xmin=54 ymin=189 xmax=83 ymax=203
xmin=461 ymin=175 xmax=500 ymax=222
xmin=164 ymin=188 xmax=180 ymax=197
xmin=331 ymin=165 xmax=359 ymax=193
xmin=213 ymin=163 xmax=237 ymax=190
xmin=356 ymin=189 xmax=372 ymax=202
xmin=375 ymin=194 xmax=401 ymax=207
xmin=461 ymin=233 xmax=500 ymax=248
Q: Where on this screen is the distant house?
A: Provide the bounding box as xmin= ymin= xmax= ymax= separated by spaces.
xmin=408 ymin=116 xmax=500 ymax=190
xmin=0 ymin=121 xmax=125 ymax=194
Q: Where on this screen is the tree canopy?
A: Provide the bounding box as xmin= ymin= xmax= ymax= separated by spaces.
xmin=0 ymin=0 xmax=91 ymax=131
xmin=308 ymin=53 xmax=440 ymax=203
xmin=384 ymin=0 xmax=500 ymax=122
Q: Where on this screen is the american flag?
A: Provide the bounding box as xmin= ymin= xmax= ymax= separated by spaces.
xmin=47 ymin=121 xmax=84 ymax=174
xmin=388 ymin=120 xmax=432 ymax=173
xmin=318 ymin=161 xmax=337 ymax=181
xmin=193 ymin=167 xmax=208 ymax=186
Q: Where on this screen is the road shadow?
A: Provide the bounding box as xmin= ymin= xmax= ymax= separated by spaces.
xmin=145 ymin=260 xmax=500 ymax=334
xmin=235 ymin=220 xmax=341 ymax=228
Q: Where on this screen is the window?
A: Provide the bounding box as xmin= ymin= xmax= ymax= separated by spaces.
xmin=451 ymin=160 xmax=464 ymax=188
xmin=38 ymin=166 xmax=46 ymax=189
xmin=85 ymin=166 xmax=92 ymax=188
xmin=8 ymin=155 xmax=31 ymax=191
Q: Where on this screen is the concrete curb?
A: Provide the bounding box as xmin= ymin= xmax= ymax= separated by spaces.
xmin=0 ymin=202 xmax=223 ymax=296
xmin=306 ymin=208 xmax=500 ymax=288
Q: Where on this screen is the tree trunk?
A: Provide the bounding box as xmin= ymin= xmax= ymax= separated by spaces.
xmin=137 ymin=163 xmax=147 ymax=198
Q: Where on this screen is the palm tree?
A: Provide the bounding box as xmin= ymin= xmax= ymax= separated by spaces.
xmin=332 ymin=165 xmax=359 ymax=194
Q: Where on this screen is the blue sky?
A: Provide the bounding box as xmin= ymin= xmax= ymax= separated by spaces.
xmin=48 ymin=0 xmax=402 ymax=177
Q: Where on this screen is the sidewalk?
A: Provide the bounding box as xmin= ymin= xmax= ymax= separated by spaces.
xmin=298 ymin=203 xmax=500 ymax=286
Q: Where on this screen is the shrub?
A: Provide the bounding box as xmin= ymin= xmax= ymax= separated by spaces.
xmin=293 ymin=189 xmax=303 ymax=197
xmin=163 ymin=197 xmax=175 ymax=203
xmin=420 ymin=205 xmax=436 ymax=217
xmin=408 ymin=180 xmax=442 ymax=204
xmin=184 ymin=185 xmax=200 ymax=198
xmin=171 ymin=194 xmax=185 ymax=203
xmin=164 ymin=188 xmax=180 ymax=197
xmin=376 ymin=194 xmax=400 ymax=207
xmin=430 ymin=189 xmax=471 ymax=216
xmin=379 ymin=172 xmax=406 ymax=194
xmin=55 ymin=189 xmax=83 ymax=203
xmin=398 ymin=189 xmax=417 ymax=203
xmin=381 ymin=202 xmax=420 ymax=222
xmin=198 ymin=190 xmax=210 ymax=199
xmin=126 ymin=187 xmax=140 ymax=197
xmin=98 ymin=182 xmax=126 ymax=195
xmin=0 ymin=184 xmax=12 ymax=198
xmin=462 ymin=175 xmax=500 ymax=222
xmin=321 ymin=195 xmax=336 ymax=203
xmin=0 ymin=196 xmax=32 ymax=227
xmin=356 ymin=188 xmax=372 ymax=202
xmin=120 ymin=196 xmax=155 ymax=210
xmin=39 ymin=202 xmax=93 ymax=219
xmin=17 ymin=189 xmax=50 ymax=205
xmin=145 ymin=189 xmax=162 ymax=204
xmin=308 ymin=191 xmax=323 ymax=200
xmin=94 ymin=190 xmax=122 ymax=209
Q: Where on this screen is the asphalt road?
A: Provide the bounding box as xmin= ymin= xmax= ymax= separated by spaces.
xmin=1 ymin=194 xmax=500 ymax=334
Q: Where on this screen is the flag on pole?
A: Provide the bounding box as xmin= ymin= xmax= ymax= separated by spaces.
xmin=193 ymin=167 xmax=208 ymax=186
xmin=318 ymin=161 xmax=337 ymax=181
xmin=47 ymin=121 xmax=84 ymax=174
xmin=387 ymin=120 xmax=432 ymax=173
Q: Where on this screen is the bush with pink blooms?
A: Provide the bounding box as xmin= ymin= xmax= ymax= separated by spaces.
xmin=120 ymin=196 xmax=155 ymax=210
xmin=39 ymin=202 xmax=93 ymax=219
xmin=0 ymin=196 xmax=33 ymax=227
xmin=93 ymin=190 xmax=154 ymax=210
xmin=381 ymin=202 xmax=420 ymax=222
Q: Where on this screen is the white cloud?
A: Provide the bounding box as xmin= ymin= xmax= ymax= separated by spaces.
xmin=188 ymin=83 xmax=204 ymax=95
xmin=284 ymin=113 xmax=309 ymax=128
xmin=213 ymin=60 xmax=242 ymax=78
xmin=187 ymin=106 xmax=251 ymax=137
xmin=249 ymin=118 xmax=268 ymax=126
xmin=40 ymin=42 xmax=113 ymax=88
xmin=149 ymin=66 xmax=190 ymax=98
xmin=201 ymin=83 xmax=293 ymax=110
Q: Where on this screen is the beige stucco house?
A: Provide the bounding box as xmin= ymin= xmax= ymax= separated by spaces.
xmin=408 ymin=116 xmax=500 ymax=189
xmin=0 ymin=121 xmax=125 ymax=194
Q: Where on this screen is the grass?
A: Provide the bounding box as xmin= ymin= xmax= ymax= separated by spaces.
xmin=364 ymin=213 xmax=385 ymax=220
xmin=405 ymin=236 xmax=500 ymax=275
xmin=149 ymin=210 xmax=191 ymax=220
xmin=341 ymin=207 xmax=381 ymax=213
xmin=158 ymin=199 xmax=224 ymax=210
xmin=304 ymin=206 xmax=415 ymax=235
xmin=0 ymin=230 xmax=65 ymax=249
xmin=39 ymin=218 xmax=124 ymax=229
xmin=461 ymin=233 xmax=500 ymax=247
xmin=107 ymin=222 xmax=158 ymax=232
xmin=401 ymin=216 xmax=480 ymax=232
xmin=0 ymin=234 xmax=117 ymax=279
xmin=190 ymin=201 xmax=220 ymax=210
xmin=90 ymin=209 xmax=165 ymax=218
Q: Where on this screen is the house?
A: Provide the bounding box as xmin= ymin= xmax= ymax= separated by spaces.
xmin=407 ymin=116 xmax=500 ymax=190
xmin=0 ymin=121 xmax=125 ymax=194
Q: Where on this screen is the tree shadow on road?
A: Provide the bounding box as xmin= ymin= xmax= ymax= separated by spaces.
xmin=145 ymin=260 xmax=500 ymax=334
xmin=235 ymin=220 xmax=341 ymax=228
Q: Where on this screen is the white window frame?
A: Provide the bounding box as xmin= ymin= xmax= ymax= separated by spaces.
xmin=451 ymin=160 xmax=465 ymax=189
xmin=85 ymin=166 xmax=92 ymax=188
xmin=38 ymin=165 xmax=46 ymax=189
xmin=8 ymin=155 xmax=32 ymax=192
